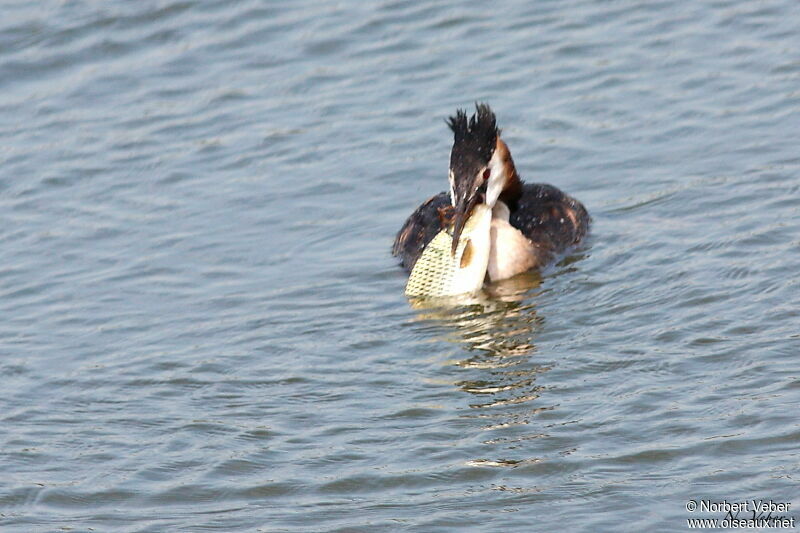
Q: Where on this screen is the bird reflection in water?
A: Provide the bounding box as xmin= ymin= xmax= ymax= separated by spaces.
xmin=407 ymin=271 xmax=559 ymax=473
xmin=409 ymin=271 xmax=551 ymax=412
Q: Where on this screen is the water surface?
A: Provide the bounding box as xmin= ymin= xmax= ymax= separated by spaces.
xmin=1 ymin=0 xmax=799 ymax=531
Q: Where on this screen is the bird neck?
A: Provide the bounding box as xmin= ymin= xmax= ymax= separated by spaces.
xmin=493 ymin=139 xmax=523 ymax=211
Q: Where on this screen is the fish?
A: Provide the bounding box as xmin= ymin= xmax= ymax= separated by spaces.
xmin=405 ymin=203 xmax=492 ymax=297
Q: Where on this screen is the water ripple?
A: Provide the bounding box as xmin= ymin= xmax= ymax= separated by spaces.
xmin=1 ymin=0 xmax=799 ymax=530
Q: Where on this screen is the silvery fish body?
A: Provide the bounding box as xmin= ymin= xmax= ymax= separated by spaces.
xmin=405 ymin=204 xmax=492 ymax=297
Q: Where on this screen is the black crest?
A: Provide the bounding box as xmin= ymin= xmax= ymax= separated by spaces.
xmin=447 ymin=103 xmax=499 ymax=171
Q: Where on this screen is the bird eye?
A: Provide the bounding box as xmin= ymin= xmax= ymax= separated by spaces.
xmin=482 ymin=168 xmax=491 ymax=181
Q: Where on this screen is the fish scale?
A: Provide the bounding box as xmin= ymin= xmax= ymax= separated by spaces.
xmin=405 ymin=204 xmax=492 ymax=297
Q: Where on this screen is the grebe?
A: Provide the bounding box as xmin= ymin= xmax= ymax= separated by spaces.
xmin=393 ymin=103 xmax=590 ymax=282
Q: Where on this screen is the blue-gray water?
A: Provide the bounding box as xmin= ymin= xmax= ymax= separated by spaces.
xmin=2 ymin=0 xmax=799 ymax=531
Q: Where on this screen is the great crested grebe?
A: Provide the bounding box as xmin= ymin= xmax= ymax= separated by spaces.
xmin=393 ymin=103 xmax=590 ymax=282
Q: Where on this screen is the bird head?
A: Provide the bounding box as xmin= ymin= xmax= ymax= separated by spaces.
xmin=447 ymin=103 xmax=507 ymax=254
